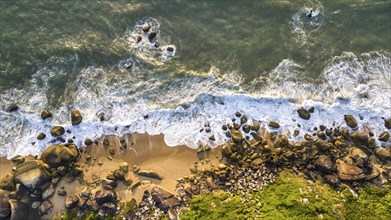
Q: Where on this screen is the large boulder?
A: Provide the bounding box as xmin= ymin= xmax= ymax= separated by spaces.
xmin=151 ymin=186 xmax=180 ymax=212
xmin=71 ymin=109 xmax=83 ymax=125
xmin=14 ymin=160 xmax=51 ymax=192
xmin=50 ymin=126 xmax=65 ymax=137
xmin=344 ymin=115 xmax=358 ymax=128
xmin=314 ymin=155 xmax=334 ymax=174
xmin=0 ymin=190 xmax=10 ymax=218
xmin=40 ymin=144 xmax=79 ymax=168
xmin=95 ymin=189 xmax=117 ymax=206
xmin=336 ymin=161 xmax=365 ymax=181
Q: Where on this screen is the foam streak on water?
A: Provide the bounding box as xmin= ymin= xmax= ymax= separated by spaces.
xmin=0 ymin=48 xmax=390 ymax=158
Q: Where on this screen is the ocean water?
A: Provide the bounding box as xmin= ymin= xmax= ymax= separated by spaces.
xmin=0 ymin=0 xmax=390 ymax=158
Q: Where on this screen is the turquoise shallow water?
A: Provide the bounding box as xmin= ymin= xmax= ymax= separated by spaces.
xmin=0 ymin=0 xmax=390 ymax=157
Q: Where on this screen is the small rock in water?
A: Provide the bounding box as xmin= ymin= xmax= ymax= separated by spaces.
xmin=41 ymin=108 xmax=52 ymax=119
xmin=148 ymin=32 xmax=157 ymax=43
xmin=71 ymin=109 xmax=83 ymax=125
xmin=98 ymin=112 xmax=105 ymax=121
xmin=136 ymin=35 xmax=142 ymax=43
xmin=6 ymin=103 xmax=18 ymax=112
xmin=166 ymin=46 xmax=175 ymax=52
xmin=268 ymin=121 xmax=280 ymax=129
xmin=378 ymin=131 xmax=390 ymax=142
xmin=124 ymin=62 xmax=132 ymax=69
xmin=142 ymin=25 xmax=151 ymax=33
xmin=344 ymin=115 xmax=358 ymax=128
xmin=84 ymin=139 xmax=93 ymax=146
xmin=297 ymin=107 xmax=311 ymax=120
xmin=385 ymin=119 xmax=391 ymax=129
xmin=50 ymin=126 xmax=65 ymax=137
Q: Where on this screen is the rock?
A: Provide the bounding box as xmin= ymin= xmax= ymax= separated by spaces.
xmin=167 ymin=207 xmax=178 ymax=220
xmin=235 ymin=112 xmax=242 ymax=117
xmin=109 ymin=146 xmax=115 ymax=155
xmin=351 ymin=132 xmax=368 ymax=146
xmin=14 ymin=160 xmax=51 ymax=192
xmin=124 ymin=178 xmax=133 ymax=186
xmin=375 ymin=148 xmax=391 ymax=162
xmin=38 ymin=200 xmax=53 ymax=216
xmin=365 ymin=166 xmax=380 ymax=180
xmin=6 ymin=104 xmax=19 ymax=112
xmin=252 ymin=120 xmax=260 ymax=131
xmin=137 ymin=170 xmax=163 ymax=180
xmin=98 ymin=112 xmax=105 ymax=121
xmin=42 ymin=184 xmax=55 ymax=200
xmin=308 ymin=106 xmax=315 ymax=113
xmin=231 ymin=128 xmax=243 ymax=143
xmin=242 ymin=125 xmax=251 ymax=133
xmin=151 ymin=186 xmax=180 ymax=212
xmin=84 ymin=139 xmax=93 ymax=146
xmin=233 ymin=123 xmax=241 ymax=130
xmin=348 ymin=147 xmax=368 ymax=165
xmin=101 ymin=202 xmax=116 ymax=213
xmin=120 ymin=162 xmax=129 ymax=173
xmin=240 ymin=115 xmax=248 ymax=125
xmin=222 ymin=145 xmax=233 ymax=157
xmin=222 ymin=125 xmax=228 ymax=131
xmin=9 ymin=199 xmax=27 ymax=220
xmin=344 ymin=115 xmax=358 ymax=128
xmin=142 ymin=25 xmax=151 ymax=32
xmin=148 ymin=32 xmax=157 ymax=43
xmin=209 ymin=135 xmax=215 ymax=141
xmin=31 ymin=201 xmax=41 ymax=209
xmin=85 ymin=199 xmax=99 ymax=212
xmin=385 ymin=119 xmax=391 ymax=129
xmin=314 ymin=155 xmax=334 ymax=174
xmin=37 ymin=133 xmax=46 ymax=140
xmin=70 ymin=109 xmax=82 ymax=125
xmin=0 ymin=190 xmax=10 ymax=218
xmin=41 ymin=108 xmax=52 ymax=119
xmin=297 ymin=108 xmax=311 ymax=120
xmin=50 ymin=126 xmax=65 ymax=137
xmin=336 ymin=161 xmax=365 ymax=181
xmin=57 ymin=188 xmax=67 ymax=196
xmin=273 ymin=135 xmax=289 ymax=148
xmin=252 ymin=158 xmax=263 ymax=166
xmin=136 ymin=35 xmax=142 ymax=43
xmin=268 ymin=121 xmax=280 ymax=129
xmin=40 ymin=144 xmax=79 ymax=168
xmin=132 ymin=165 xmax=140 ymax=173
xmin=65 ymin=195 xmax=79 ymax=209
xmin=95 ymin=189 xmax=117 ymax=206
xmin=113 ymin=169 xmax=125 ymax=181
xmin=314 ymin=139 xmax=332 ymax=152
xmin=378 ymin=131 xmax=390 ymax=142
xmin=218 ymin=164 xmax=227 ymax=170
xmin=10 ymin=156 xmax=25 ymax=166
xmin=0 ymin=173 xmax=15 ymax=191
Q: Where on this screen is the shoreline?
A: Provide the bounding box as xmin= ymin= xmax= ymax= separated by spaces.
xmin=0 ymin=109 xmax=390 ymax=219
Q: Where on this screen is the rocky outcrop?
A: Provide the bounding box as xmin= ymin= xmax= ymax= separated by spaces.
xmin=14 ymin=160 xmax=51 ymax=192
xmin=40 ymin=144 xmax=79 ymax=168
xmin=336 ymin=161 xmax=365 ymax=181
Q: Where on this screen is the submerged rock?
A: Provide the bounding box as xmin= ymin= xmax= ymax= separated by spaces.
xmin=6 ymin=104 xmax=19 ymax=112
xmin=344 ymin=115 xmax=358 ymax=128
xmin=297 ymin=108 xmax=311 ymax=120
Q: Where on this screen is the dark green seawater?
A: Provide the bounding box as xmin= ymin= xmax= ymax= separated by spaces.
xmin=0 ymin=0 xmax=390 ymax=157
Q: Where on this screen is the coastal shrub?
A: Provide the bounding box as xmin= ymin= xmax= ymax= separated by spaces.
xmin=181 ymin=191 xmax=253 ymax=220
xmin=181 ymin=172 xmax=390 ymax=220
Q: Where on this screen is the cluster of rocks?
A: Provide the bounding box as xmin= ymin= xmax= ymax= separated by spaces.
xmin=0 ymin=144 xmax=81 ymax=219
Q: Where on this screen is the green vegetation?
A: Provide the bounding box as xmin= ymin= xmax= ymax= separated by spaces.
xmin=181 ymin=172 xmax=391 ymax=220
xmin=57 ymin=210 xmax=99 ymax=220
